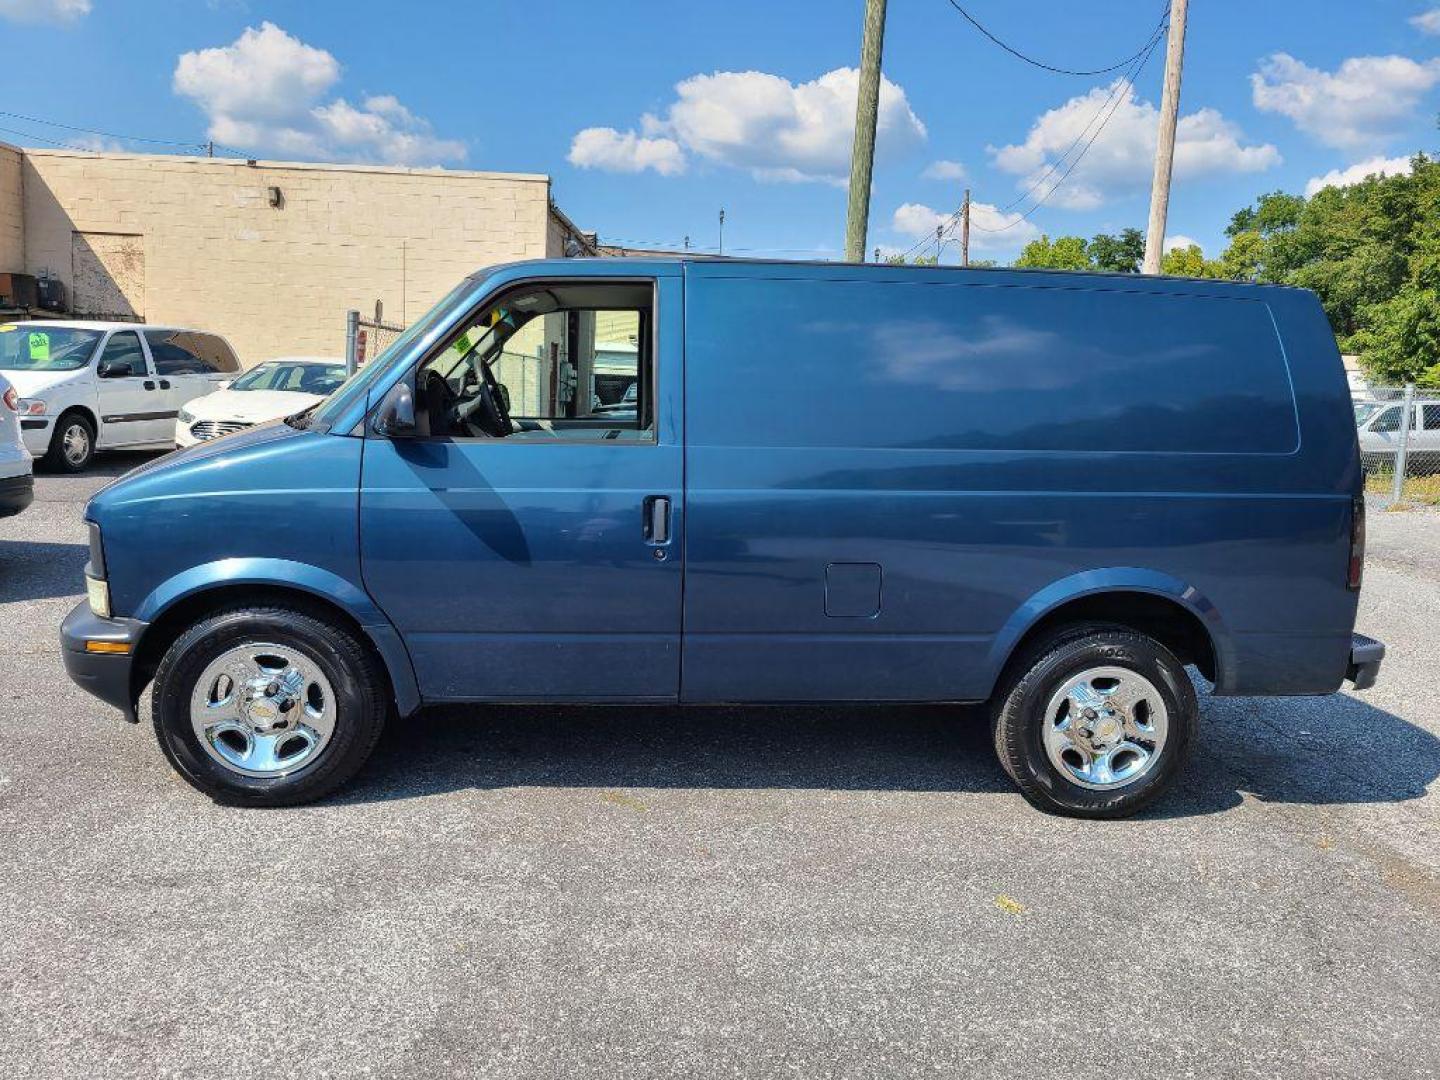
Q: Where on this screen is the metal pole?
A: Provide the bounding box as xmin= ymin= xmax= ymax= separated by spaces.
xmin=1142 ymin=0 xmax=1188 ymax=274
xmin=1392 ymin=382 xmax=1416 ymax=503
xmin=718 ymin=209 xmax=725 ymax=256
xmin=961 ymin=188 xmax=971 ymax=268
xmin=345 ymin=309 xmax=360 ymax=376
xmin=844 ymin=0 xmax=888 ymax=262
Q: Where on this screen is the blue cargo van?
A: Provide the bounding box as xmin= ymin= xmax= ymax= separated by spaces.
xmin=60 ymin=258 xmax=1384 ymax=817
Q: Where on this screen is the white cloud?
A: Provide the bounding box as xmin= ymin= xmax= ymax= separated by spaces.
xmin=1251 ymin=52 xmax=1440 ymax=150
xmin=921 ymin=159 xmax=967 ymax=181
xmin=1411 ymin=8 xmax=1440 ymax=34
xmin=990 ymin=80 xmax=1279 ymax=209
xmin=0 ymin=0 xmax=89 ymax=24
xmin=1164 ymin=234 xmax=1200 ymax=253
xmin=570 ymin=67 xmax=926 ymax=184
xmin=568 ymin=127 xmax=686 ymax=176
xmin=891 ymin=201 xmax=1039 ymax=252
xmin=1304 ymin=154 xmax=1414 ymax=196
xmin=174 ymin=22 xmax=465 ymax=166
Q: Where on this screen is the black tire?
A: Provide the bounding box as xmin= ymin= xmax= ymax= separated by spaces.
xmin=151 ymin=604 xmax=389 ymax=806
xmin=43 ymin=410 xmax=95 ymax=473
xmin=990 ymin=624 xmax=1198 ymax=819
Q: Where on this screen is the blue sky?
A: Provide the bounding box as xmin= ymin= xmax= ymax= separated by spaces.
xmin=1 ymin=0 xmax=1438 ymax=263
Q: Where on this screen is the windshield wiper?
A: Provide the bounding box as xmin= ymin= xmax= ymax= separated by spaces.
xmin=284 ymin=403 xmax=320 ymax=430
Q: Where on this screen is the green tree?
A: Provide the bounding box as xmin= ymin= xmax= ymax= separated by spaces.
xmin=1225 ymin=191 xmax=1305 ymax=238
xmin=883 ymin=252 xmax=940 ymax=266
xmin=1159 ymin=244 xmax=1220 ymax=278
xmin=1014 ymin=234 xmax=1091 ymax=270
xmin=1088 ymin=228 xmax=1145 ymax=273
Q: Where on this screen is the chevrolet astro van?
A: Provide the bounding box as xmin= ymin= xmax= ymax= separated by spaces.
xmin=61 ymin=259 xmax=1384 ymax=817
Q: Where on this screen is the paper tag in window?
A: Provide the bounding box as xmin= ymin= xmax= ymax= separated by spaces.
xmin=452 ymin=332 xmax=473 ymax=356
xmin=28 ymin=332 xmax=50 ymax=361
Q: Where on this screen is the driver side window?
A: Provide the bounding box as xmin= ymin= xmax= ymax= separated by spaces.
xmin=414 ymin=281 xmax=654 ymax=444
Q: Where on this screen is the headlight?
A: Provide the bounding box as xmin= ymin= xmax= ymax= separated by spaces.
xmin=86 ymin=574 xmax=111 ymax=619
xmin=16 ymin=398 xmax=46 ymax=416
xmin=85 ymin=521 xmax=110 ymax=618
xmin=177 ymin=407 xmax=195 ymax=424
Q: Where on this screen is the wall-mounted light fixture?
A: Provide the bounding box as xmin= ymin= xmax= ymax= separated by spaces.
xmin=267 ymin=186 xmax=284 ymax=209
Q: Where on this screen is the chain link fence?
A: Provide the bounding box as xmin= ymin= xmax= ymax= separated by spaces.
xmin=1357 ymin=384 xmax=1440 ymax=506
xmin=344 ymin=304 xmax=405 ymax=374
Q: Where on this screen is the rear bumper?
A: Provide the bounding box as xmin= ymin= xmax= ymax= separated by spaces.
xmin=1347 ymin=633 xmax=1385 ymax=691
xmin=60 ymin=600 xmax=147 ymax=723
xmin=0 ymin=471 xmax=33 ymax=517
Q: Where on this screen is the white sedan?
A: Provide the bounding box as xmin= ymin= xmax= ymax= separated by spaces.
xmin=175 ymin=357 xmax=347 ymax=448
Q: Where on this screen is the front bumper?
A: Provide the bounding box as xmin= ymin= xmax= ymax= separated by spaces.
xmin=60 ymin=600 xmax=147 ymax=723
xmin=1346 ymin=633 xmax=1385 ymax=691
xmin=0 ymin=471 xmax=33 ymax=517
xmin=20 ymin=418 xmax=50 ymax=456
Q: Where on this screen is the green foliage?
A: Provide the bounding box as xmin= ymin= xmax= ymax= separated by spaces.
xmin=883 ymin=252 xmax=940 ymax=266
xmin=1014 ymin=234 xmax=1092 ymax=270
xmin=1088 ymin=228 xmax=1145 ymax=273
xmin=1159 ymin=244 xmax=1221 ymax=278
xmin=1225 ymin=191 xmax=1304 ymax=239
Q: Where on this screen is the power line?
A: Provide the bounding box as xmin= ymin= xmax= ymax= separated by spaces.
xmin=969 ymin=28 xmax=1166 ymax=235
xmin=942 ymin=0 xmax=1167 ymax=77
xmin=0 ymin=108 xmax=205 ymax=150
xmin=899 ymin=10 xmax=1166 ymax=260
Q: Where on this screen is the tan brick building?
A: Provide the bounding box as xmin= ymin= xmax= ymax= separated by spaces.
xmin=0 ymin=142 xmax=595 ymax=366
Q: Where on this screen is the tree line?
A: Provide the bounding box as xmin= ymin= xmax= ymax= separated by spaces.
xmin=910 ymin=154 xmax=1440 ymax=386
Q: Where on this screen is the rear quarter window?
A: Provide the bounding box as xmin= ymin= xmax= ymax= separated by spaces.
xmin=688 ymin=278 xmax=1300 ymax=455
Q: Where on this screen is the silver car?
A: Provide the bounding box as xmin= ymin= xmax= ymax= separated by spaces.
xmin=1357 ymin=398 xmax=1440 ymax=472
xmin=0 ymin=373 xmax=34 ymax=517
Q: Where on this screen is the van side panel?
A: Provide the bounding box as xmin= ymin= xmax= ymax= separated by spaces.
xmin=681 ymin=265 xmax=1357 ymax=702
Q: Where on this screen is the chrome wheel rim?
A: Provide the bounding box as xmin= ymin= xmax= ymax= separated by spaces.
xmin=1042 ymin=666 xmax=1169 ymax=790
xmin=62 ymin=423 xmax=90 ymax=465
xmin=189 ymin=643 xmax=337 ymax=778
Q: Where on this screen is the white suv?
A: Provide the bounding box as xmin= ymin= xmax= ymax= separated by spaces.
xmin=0 ymin=321 xmax=241 ymax=471
xmin=0 ymin=373 xmax=34 ymax=517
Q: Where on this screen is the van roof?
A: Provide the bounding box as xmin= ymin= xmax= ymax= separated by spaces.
xmin=475 ymin=256 xmax=1308 ymax=293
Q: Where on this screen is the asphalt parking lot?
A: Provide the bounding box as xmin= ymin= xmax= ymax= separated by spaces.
xmin=1 ymin=458 xmax=1437 ymax=1080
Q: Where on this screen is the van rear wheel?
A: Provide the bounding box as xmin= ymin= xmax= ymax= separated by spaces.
xmin=151 ymin=604 xmax=388 ymax=806
xmin=990 ymin=625 xmax=1197 ymax=819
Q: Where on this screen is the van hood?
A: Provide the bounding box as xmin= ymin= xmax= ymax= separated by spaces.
xmin=185 ymin=388 xmax=323 ymax=424
xmin=86 ymin=420 xmax=307 ymax=510
xmin=1 ymin=368 xmax=85 ymax=396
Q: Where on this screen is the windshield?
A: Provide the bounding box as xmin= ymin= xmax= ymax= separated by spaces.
xmin=1353 ymin=401 xmax=1384 ymax=425
xmin=306 ymin=277 xmax=479 ymax=431
xmin=232 ymin=361 xmax=346 ymax=395
xmin=0 ymin=325 xmax=103 ymax=371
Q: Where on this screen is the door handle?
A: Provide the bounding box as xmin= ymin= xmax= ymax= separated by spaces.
xmin=643 ymin=496 xmax=671 ymax=545
xmin=143 ymin=380 xmax=155 ymax=391
xmin=158 ymin=379 xmax=171 ymax=390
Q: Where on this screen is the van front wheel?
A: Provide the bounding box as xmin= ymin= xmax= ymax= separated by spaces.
xmin=151 ymin=605 xmax=388 ymax=806
xmin=991 ymin=626 xmax=1197 ymax=819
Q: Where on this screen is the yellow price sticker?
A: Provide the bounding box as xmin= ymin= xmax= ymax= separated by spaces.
xmin=0 ymin=324 xmax=16 ymax=333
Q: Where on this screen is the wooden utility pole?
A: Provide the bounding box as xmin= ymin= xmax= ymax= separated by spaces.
xmin=1142 ymin=0 xmax=1188 ymax=274
xmin=844 ymin=0 xmax=888 ymax=262
xmin=961 ymin=188 xmax=971 ymax=267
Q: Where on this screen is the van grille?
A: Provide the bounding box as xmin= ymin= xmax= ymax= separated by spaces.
xmin=190 ymin=420 xmax=252 ymax=441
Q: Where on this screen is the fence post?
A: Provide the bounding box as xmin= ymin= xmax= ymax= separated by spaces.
xmin=345 ymin=309 xmax=360 ymax=376
xmin=1391 ymin=382 xmax=1415 ymax=503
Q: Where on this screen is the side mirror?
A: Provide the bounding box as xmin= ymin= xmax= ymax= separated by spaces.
xmin=217 ymin=379 xmax=233 ymax=390
xmin=373 ymin=379 xmax=417 ymax=438
xmin=97 ymin=359 xmax=134 ymax=379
